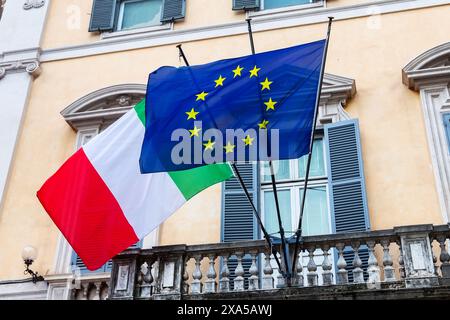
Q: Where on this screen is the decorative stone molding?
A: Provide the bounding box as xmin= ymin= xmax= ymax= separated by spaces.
xmin=402 ymin=42 xmax=450 ymax=223
xmin=0 ymin=59 xmax=41 ymax=80
xmin=318 ymin=73 xmax=355 ymax=124
xmin=403 ymin=42 xmax=450 ymax=90
xmin=23 ymin=0 xmax=45 ymax=10
xmin=61 ymin=84 xmax=146 ymax=131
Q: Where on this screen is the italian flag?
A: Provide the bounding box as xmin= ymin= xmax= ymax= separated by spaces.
xmin=37 ymin=100 xmax=233 ymax=271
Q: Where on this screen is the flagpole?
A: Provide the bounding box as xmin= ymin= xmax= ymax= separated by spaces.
xmin=246 ymin=18 xmax=292 ymax=284
xmin=176 ymin=44 xmax=282 ymax=270
xmin=291 ymin=17 xmax=334 ymax=277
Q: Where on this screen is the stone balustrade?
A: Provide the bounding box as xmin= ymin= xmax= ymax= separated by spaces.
xmin=71 ymin=274 xmax=110 ymax=300
xmin=108 ymin=224 xmax=450 ymax=300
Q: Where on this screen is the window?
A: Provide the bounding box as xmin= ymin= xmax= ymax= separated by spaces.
xmin=444 ymin=113 xmax=450 ymax=153
xmin=261 ymin=138 xmax=331 ymax=238
xmin=89 ymin=0 xmax=185 ymax=33
xmin=262 ymin=0 xmax=315 ymax=10
xmin=117 ymin=0 xmax=163 ymax=31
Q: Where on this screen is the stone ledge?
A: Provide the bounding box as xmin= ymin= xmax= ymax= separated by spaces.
xmin=180 ymin=284 xmax=450 ymax=300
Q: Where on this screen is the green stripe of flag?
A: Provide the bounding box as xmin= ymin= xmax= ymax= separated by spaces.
xmin=134 ymin=99 xmax=234 ymax=200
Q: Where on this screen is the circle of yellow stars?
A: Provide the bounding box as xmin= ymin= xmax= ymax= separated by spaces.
xmin=184 ymin=63 xmax=277 ymax=154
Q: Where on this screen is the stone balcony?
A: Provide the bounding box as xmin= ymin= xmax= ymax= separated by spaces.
xmin=104 ymin=224 xmax=450 ymax=300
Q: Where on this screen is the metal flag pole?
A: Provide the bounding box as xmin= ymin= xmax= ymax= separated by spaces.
xmin=246 ymin=18 xmax=292 ymax=284
xmin=291 ymin=17 xmax=334 ymax=276
xmin=176 ymin=44 xmax=282 ymax=270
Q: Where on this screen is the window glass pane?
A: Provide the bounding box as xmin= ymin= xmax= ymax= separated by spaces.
xmin=299 ymin=139 xmax=325 ymax=178
xmin=444 ymin=113 xmax=450 ymax=152
xmin=264 ymin=190 xmax=292 ymax=236
xmin=121 ymin=0 xmax=162 ymax=30
xmin=299 ymin=186 xmax=329 ymax=236
xmin=262 ymin=160 xmax=291 ymax=182
xmin=264 ymin=0 xmax=311 ymax=10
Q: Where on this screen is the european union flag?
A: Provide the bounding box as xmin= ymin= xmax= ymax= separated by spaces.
xmin=140 ymin=39 xmax=326 ymax=173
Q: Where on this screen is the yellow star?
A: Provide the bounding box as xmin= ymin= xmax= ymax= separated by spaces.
xmin=264 ymin=98 xmax=277 ymax=111
xmin=224 ymin=142 xmax=236 ymax=153
xmin=214 ymin=75 xmax=226 ymax=87
xmin=260 ymin=77 xmax=273 ymax=91
xmin=203 ymin=139 xmax=215 ymax=150
xmin=258 ymin=119 xmax=269 ymax=129
xmin=196 ymin=91 xmax=209 ymax=101
xmin=186 ymin=108 xmax=199 ymax=120
xmin=242 ymin=135 xmax=254 ymax=146
xmin=189 ymin=126 xmax=201 ymax=137
xmin=232 ymin=65 xmax=244 ymax=78
xmin=249 ymin=65 xmax=261 ymax=78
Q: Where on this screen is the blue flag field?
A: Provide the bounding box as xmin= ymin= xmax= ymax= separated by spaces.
xmin=140 ymin=39 xmax=326 ymax=173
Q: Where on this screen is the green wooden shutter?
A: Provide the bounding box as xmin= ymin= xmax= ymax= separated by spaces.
xmin=160 ymin=0 xmax=186 ymax=22
xmin=221 ymin=162 xmax=259 ymax=288
xmin=89 ymin=0 xmax=117 ymax=32
xmin=325 ymin=119 xmax=370 ymax=282
xmin=232 ymin=0 xmax=260 ymax=11
xmin=444 ymin=113 xmax=450 ymax=152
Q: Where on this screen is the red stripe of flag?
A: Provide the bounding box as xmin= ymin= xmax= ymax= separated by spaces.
xmin=37 ymin=148 xmax=138 ymax=270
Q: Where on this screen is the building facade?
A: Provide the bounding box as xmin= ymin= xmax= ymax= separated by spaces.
xmin=0 ymin=0 xmax=450 ymax=299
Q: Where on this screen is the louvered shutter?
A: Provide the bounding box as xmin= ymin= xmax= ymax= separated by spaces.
xmin=89 ymin=0 xmax=117 ymax=32
xmin=222 ymin=162 xmax=259 ymax=288
xmin=325 ymin=119 xmax=370 ymax=282
xmin=232 ymin=0 xmax=260 ymax=11
xmin=444 ymin=113 xmax=450 ymax=151
xmin=160 ymin=0 xmax=186 ymax=22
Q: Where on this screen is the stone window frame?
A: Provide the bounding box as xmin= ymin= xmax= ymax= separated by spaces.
xmin=52 ymin=83 xmax=160 ymax=275
xmin=249 ymin=0 xmax=325 ymax=19
xmin=403 ymin=42 xmax=450 ymax=223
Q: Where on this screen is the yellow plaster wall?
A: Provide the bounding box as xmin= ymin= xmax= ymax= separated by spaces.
xmin=0 ymin=5 xmax=449 ymax=279
xmin=42 ymin=0 xmax=98 ymax=48
xmin=41 ymin=0 xmax=378 ymax=49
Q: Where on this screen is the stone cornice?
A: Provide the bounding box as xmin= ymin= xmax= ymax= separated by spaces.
xmin=61 ymin=84 xmax=147 ymax=131
xmin=0 ymin=59 xmax=41 ymax=80
xmin=403 ymin=42 xmax=450 ymax=90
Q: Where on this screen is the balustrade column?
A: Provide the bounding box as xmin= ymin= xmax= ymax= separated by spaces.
xmin=366 ymin=240 xmax=380 ymax=287
xmin=438 ymin=235 xmax=450 ymax=278
xmin=306 ymin=246 xmax=318 ymax=287
xmin=352 ymin=242 xmax=364 ymax=284
xmin=219 ymin=254 xmax=230 ymax=292
xmin=396 ymin=240 xmax=405 ymax=279
xmin=191 ymin=255 xmax=203 ymax=294
xmin=322 ymin=245 xmax=333 ymax=286
xmin=381 ymin=240 xmax=396 ymax=282
xmin=336 ymin=243 xmax=348 ymax=285
xmin=248 ymin=251 xmax=259 ymax=291
xmin=204 ymin=254 xmax=217 ymax=293
xmin=262 ymin=252 xmax=274 ymax=290
xmin=234 ymin=252 xmax=245 ymax=291
xmin=92 ymin=282 xmax=101 ymax=300
xmin=139 ymin=261 xmax=154 ymax=298
xmin=182 ymin=259 xmax=190 ymax=295
xmin=295 ymin=250 xmax=304 ymax=287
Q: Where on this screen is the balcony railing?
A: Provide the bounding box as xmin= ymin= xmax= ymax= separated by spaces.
xmin=107 ymin=224 xmax=450 ymax=300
